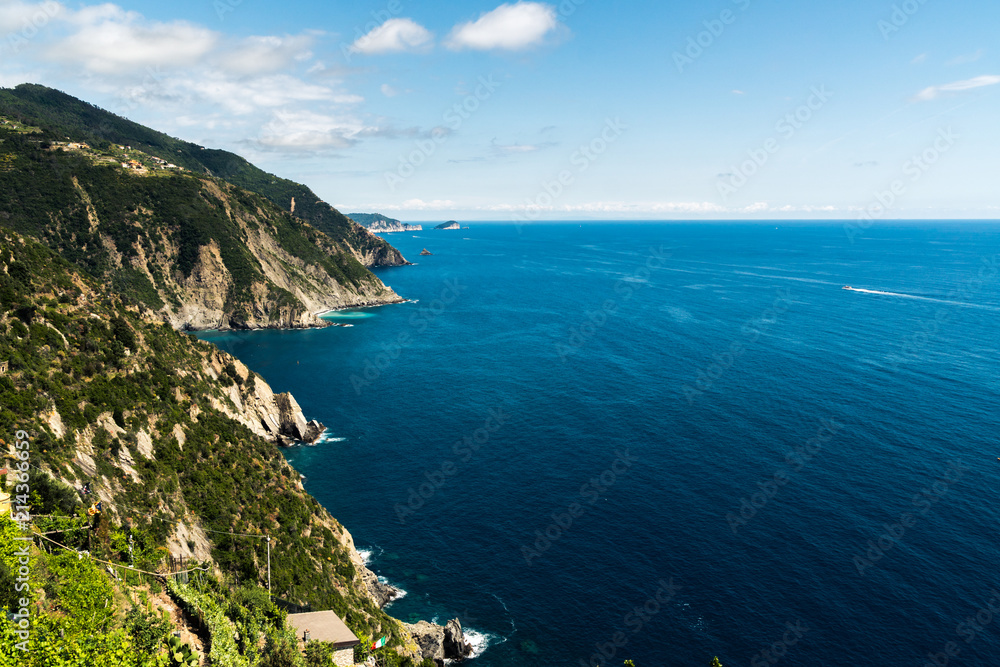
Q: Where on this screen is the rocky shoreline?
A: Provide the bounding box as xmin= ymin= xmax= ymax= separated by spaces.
xmin=172 ymin=294 xmax=408 ymax=333
xmin=406 ymin=619 xmax=474 ymax=665
xmin=340 ymin=526 xmax=473 ymax=665
xmin=185 ymin=299 xmax=472 ymax=661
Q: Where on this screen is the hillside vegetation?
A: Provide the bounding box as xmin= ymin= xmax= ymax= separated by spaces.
xmin=0 ymin=84 xmax=405 ymax=269
xmin=0 ymin=117 xmax=401 ymax=329
xmin=0 ymin=228 xmax=428 ymax=666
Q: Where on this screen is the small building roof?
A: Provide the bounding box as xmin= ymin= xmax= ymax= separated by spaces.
xmin=286 ymin=611 xmax=360 ymax=649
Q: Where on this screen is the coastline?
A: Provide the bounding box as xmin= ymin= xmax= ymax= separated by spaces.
xmin=314 ymin=296 xmax=412 ymax=319
xmin=194 ymin=299 xmax=475 ymax=662
xmin=172 ymin=295 xmax=410 ymax=333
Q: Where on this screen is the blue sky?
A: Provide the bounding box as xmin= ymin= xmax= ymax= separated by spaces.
xmin=1 ymin=0 xmax=998 ymax=220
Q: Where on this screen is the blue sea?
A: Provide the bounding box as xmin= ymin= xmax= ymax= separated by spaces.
xmin=201 ymin=222 xmax=1000 ymax=667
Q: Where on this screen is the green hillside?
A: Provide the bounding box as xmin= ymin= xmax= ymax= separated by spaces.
xmin=0 ymin=228 xmax=428 ymax=666
xmin=0 ymin=114 xmax=399 ymax=329
xmin=0 ymin=84 xmax=405 ymax=268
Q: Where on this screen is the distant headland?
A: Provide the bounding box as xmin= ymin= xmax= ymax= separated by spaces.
xmin=349 ymin=212 xmax=423 ymax=232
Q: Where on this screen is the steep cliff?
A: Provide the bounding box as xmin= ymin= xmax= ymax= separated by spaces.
xmin=0 ymin=226 xmax=432 ymax=661
xmin=0 ymin=127 xmax=403 ymax=330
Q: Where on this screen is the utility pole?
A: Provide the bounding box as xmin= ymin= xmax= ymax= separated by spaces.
xmin=266 ymin=536 xmax=271 ymax=593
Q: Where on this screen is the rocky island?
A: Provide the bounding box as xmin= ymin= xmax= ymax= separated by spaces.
xmin=434 ymin=221 xmax=461 ymax=230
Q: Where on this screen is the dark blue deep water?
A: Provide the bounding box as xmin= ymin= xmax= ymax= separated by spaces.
xmin=201 ymin=222 xmax=1000 ymax=667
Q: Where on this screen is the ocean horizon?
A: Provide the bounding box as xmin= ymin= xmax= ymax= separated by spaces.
xmin=200 ymin=220 xmax=1000 ymax=666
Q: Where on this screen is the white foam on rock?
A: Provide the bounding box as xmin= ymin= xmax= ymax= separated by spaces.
xmin=463 ymin=627 xmax=501 ymax=659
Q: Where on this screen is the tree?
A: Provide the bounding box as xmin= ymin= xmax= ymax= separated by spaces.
xmin=259 ymin=629 xmax=305 ymax=667
xmin=304 ymin=641 xmax=334 ymax=666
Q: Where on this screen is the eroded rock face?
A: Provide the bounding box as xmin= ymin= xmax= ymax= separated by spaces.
xmin=274 ymin=393 xmax=308 ymax=440
xmin=272 ymin=393 xmax=325 ymax=444
xmin=82 ymin=180 xmax=407 ymax=332
xmin=407 ymin=621 xmax=445 ymax=664
xmin=347 ymin=224 xmax=410 ymax=267
xmin=444 ymin=619 xmax=473 ymax=661
xmin=361 ymin=567 xmax=402 ymax=608
xmin=200 ymin=350 xmax=325 ymax=445
xmin=302 ymin=419 xmax=324 ymax=443
xmin=406 ymin=617 xmax=473 ymax=664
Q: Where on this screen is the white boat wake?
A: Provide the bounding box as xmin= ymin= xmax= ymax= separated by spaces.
xmin=844 ymin=287 xmax=907 ymax=297
xmin=843 ymin=286 xmax=1000 ymax=311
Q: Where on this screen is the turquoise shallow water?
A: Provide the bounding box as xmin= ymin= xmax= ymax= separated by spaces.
xmin=201 ymin=222 xmax=1000 ymax=666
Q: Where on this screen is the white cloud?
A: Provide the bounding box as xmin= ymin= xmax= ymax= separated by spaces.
xmin=496 ymin=144 xmax=538 ymax=153
xmin=368 ymin=199 xmax=460 ymax=211
xmin=0 ymin=0 xmax=64 ymax=33
xmin=46 ymin=6 xmax=217 ymax=74
xmin=64 ymin=2 xmax=127 ymax=26
xmin=446 ymin=2 xmax=558 ymax=51
xmin=350 ymin=200 xmax=855 ymax=218
xmin=946 ymin=49 xmax=984 ymax=66
xmin=379 ymin=84 xmax=417 ymax=99
xmin=0 ymin=0 xmax=393 ymax=158
xmin=349 ymin=18 xmax=433 ymax=55
xmin=913 ymin=75 xmax=1000 ymax=101
xmin=215 ymin=34 xmax=316 ymax=76
xmin=559 ymin=201 xmax=729 ymax=214
xmin=173 ymin=73 xmax=339 ymax=115
xmin=254 ymin=109 xmax=364 ymax=151
xmin=402 ymin=198 xmax=459 ymax=209
xmin=911 ymin=53 xmax=927 ymax=65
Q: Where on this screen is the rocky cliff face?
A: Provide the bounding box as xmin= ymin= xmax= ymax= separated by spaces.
xmin=406 ymin=618 xmax=473 ymax=665
xmin=0 ymin=132 xmax=406 ymax=331
xmin=145 ymin=181 xmax=404 ymax=330
xmin=364 ymin=221 xmax=423 ymax=233
xmin=198 ymin=347 xmax=325 ymax=445
xmin=346 ymin=222 xmax=411 ymax=267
